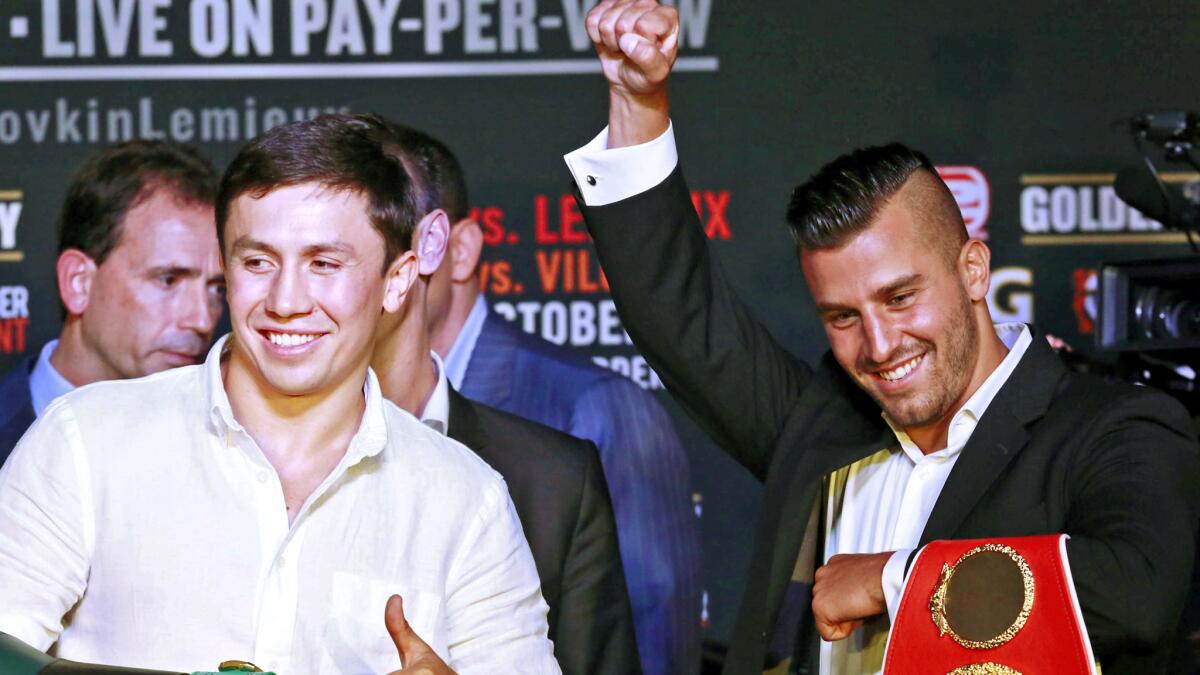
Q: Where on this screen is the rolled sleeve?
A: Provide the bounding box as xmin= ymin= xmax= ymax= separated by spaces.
xmin=563 ymin=123 xmax=678 ymax=206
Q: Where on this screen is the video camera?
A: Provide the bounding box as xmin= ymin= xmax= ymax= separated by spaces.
xmin=1096 ymin=111 xmax=1200 ymax=412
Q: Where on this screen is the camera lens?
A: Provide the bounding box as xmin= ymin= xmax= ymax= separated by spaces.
xmin=1135 ymin=286 xmax=1200 ymax=340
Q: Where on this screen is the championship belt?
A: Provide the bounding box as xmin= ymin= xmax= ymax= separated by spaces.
xmin=0 ymin=633 xmax=276 ymax=675
xmin=881 ymin=534 xmax=1098 ymax=675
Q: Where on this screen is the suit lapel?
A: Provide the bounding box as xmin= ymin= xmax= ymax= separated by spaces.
xmin=459 ymin=313 xmax=516 ymax=409
xmin=446 ymin=387 xmax=490 ymax=452
xmin=918 ymin=332 xmax=1066 ymax=545
xmin=727 ymin=353 xmax=893 ymax=672
xmin=764 ymin=354 xmax=893 ymax=618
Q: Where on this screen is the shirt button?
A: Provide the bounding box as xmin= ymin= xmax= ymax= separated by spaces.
xmin=257 ymin=471 xmax=269 ymax=484
xmin=586 ymin=175 xmax=597 ymax=186
xmin=277 ymin=556 xmax=286 ymax=569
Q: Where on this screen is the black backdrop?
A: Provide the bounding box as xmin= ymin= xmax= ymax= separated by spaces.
xmin=1 ymin=0 xmax=1196 ymax=644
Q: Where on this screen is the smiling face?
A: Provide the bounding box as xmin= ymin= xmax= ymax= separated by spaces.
xmin=223 ymin=183 xmax=408 ymax=400
xmin=801 ymin=181 xmax=985 ymax=433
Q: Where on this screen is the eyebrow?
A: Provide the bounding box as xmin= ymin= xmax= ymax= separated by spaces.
xmin=229 ymin=237 xmax=357 ymax=259
xmin=874 ymin=273 xmax=925 ymax=299
xmin=145 ymin=265 xmax=201 ymax=279
xmin=815 ymin=273 xmax=926 ymax=314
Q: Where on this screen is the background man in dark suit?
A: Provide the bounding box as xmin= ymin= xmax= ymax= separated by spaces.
xmin=567 ymin=2 xmax=1199 ymax=673
xmin=417 ymin=114 xmax=703 ymax=674
xmin=367 ymin=116 xmax=639 ymax=674
xmin=0 ymin=140 xmax=225 ymax=461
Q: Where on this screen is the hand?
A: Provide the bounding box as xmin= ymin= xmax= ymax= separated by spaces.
xmin=811 ymin=552 xmax=892 ymax=641
xmin=385 ymin=594 xmax=455 ymax=675
xmin=585 ymin=0 xmax=679 ymax=146
xmin=586 ymin=0 xmax=678 ymax=97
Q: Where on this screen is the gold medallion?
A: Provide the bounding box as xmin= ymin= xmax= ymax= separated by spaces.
xmin=947 ymin=663 xmax=1024 ymax=675
xmin=929 ymin=544 xmax=1035 ymax=650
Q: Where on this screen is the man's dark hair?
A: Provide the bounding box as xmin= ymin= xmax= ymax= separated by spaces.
xmin=354 ymin=115 xmax=469 ymax=223
xmin=786 ymin=142 xmax=965 ymax=259
xmin=216 ymin=113 xmax=418 ymax=273
xmin=57 ymin=140 xmax=217 ymax=263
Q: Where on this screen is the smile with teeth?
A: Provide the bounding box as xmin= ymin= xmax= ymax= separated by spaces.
xmin=265 ymin=331 xmax=323 ymax=347
xmin=877 ymin=354 xmax=924 ymax=382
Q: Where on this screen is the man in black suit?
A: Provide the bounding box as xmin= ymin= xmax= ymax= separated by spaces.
xmin=566 ymin=2 xmax=1199 ymax=673
xmin=365 ymin=115 xmax=640 ymax=675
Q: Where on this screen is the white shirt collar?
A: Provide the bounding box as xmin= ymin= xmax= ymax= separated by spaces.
xmin=204 ymin=333 xmax=389 ymax=460
xmin=419 ymin=351 xmax=451 ymax=435
xmin=887 ymin=322 xmax=1033 ymax=463
xmin=29 ymin=339 xmax=74 ymax=417
xmin=443 ymin=295 xmax=488 ymax=391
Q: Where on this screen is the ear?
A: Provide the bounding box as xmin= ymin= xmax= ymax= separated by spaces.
xmin=413 ymin=209 xmax=450 ymax=276
xmin=56 ymin=249 xmax=98 ymax=316
xmin=382 ymin=250 xmax=420 ymax=314
xmin=959 ymin=239 xmax=992 ymax=302
xmin=448 ymin=218 xmax=484 ymax=284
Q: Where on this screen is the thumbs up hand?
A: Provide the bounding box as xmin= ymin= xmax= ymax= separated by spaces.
xmin=385 ymin=594 xmax=455 ymax=675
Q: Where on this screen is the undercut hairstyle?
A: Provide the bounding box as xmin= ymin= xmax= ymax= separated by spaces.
xmin=786 ymin=142 xmax=967 ymax=266
xmin=57 ymin=140 xmax=217 ymax=263
xmin=216 ymin=113 xmax=418 ymax=273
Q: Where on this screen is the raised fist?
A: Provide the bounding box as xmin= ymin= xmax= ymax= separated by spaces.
xmin=585 ymin=0 xmax=679 ymax=98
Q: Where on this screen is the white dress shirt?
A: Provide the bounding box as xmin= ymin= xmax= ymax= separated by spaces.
xmin=565 ymin=127 xmax=1033 ymax=675
xmin=28 ymin=339 xmax=74 ymax=417
xmin=821 ymin=323 xmax=1031 ymax=675
xmin=443 ymin=295 xmax=488 ymax=392
xmin=420 ymin=352 xmax=452 ymax=435
xmin=0 ymin=335 xmax=557 ymax=675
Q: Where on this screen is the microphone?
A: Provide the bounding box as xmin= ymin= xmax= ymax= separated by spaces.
xmin=1114 ymin=166 xmax=1197 ymax=230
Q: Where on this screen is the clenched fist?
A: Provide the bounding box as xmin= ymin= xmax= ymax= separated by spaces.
xmin=585 ymin=0 xmax=680 ymax=146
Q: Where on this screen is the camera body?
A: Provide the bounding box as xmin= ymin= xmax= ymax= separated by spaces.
xmin=1097 ymin=257 xmax=1200 ymax=352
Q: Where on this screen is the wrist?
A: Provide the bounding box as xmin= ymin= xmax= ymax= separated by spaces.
xmin=607 ymin=87 xmax=669 ymax=148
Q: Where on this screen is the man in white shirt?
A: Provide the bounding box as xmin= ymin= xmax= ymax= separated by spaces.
xmin=564 ymin=2 xmax=1198 ymax=674
xmin=0 ymin=114 xmax=557 ymax=674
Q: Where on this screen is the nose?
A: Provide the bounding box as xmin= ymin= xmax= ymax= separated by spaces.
xmin=860 ymin=308 xmax=900 ymax=366
xmin=179 ymin=280 xmax=219 ymax=338
xmin=265 ymin=264 xmax=314 ymax=319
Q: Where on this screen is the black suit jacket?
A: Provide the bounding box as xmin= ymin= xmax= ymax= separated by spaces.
xmin=0 ymin=356 xmax=35 ymax=466
xmin=578 ymin=166 xmax=1200 ymax=674
xmin=446 ymin=388 xmax=641 ymax=675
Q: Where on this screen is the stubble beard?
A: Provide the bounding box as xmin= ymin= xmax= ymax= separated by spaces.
xmin=869 ymin=298 xmax=980 ymax=429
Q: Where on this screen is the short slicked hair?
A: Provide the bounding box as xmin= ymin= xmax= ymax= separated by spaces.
xmin=58 ymin=140 xmax=217 ymax=263
xmin=216 ymin=113 xmax=417 ymax=273
xmin=786 ymin=143 xmax=966 ymax=262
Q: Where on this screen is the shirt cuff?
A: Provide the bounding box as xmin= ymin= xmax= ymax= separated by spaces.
xmin=563 ymin=122 xmax=678 ymax=206
xmin=882 ymin=547 xmax=916 ymax=623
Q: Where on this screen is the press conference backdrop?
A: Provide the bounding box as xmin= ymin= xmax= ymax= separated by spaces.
xmin=0 ymin=0 xmax=1196 ymax=645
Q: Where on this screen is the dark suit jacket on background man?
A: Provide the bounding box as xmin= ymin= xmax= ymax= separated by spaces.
xmin=447 ymin=388 xmax=640 ymax=675
xmin=0 ymin=358 xmax=34 ymax=461
xmin=459 ymin=310 xmax=703 ymax=675
xmin=579 ymin=166 xmax=1199 ymax=674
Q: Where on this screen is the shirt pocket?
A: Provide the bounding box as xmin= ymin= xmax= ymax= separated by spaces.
xmin=318 ymin=571 xmax=446 ymax=675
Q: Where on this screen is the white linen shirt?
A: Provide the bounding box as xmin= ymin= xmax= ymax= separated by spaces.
xmin=0 ymin=336 xmax=557 ymax=675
